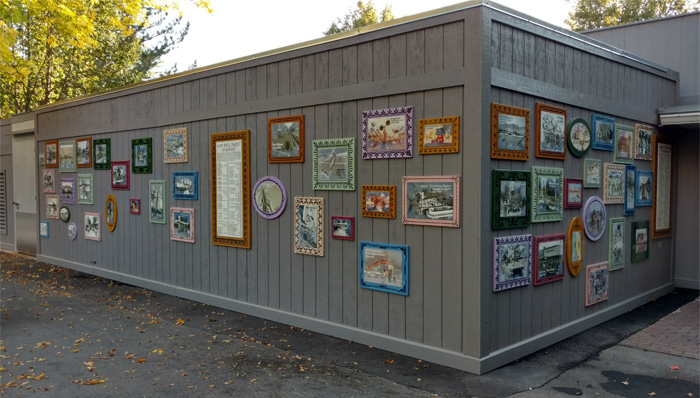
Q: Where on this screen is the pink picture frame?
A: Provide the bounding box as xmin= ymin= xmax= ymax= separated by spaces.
xmin=585 ymin=262 xmax=609 ymax=306
xmin=402 ymin=175 xmax=460 ymax=228
xmin=170 ymin=207 xmax=195 ymax=243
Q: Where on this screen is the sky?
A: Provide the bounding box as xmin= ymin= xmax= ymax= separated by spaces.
xmin=156 ymin=0 xmax=574 ymax=74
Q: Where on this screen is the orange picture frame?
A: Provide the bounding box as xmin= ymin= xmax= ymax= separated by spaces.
xmin=361 ymin=185 xmax=396 ymax=219
xmin=535 ymin=103 xmax=566 ymax=160
xmin=490 ymin=103 xmax=529 ymax=161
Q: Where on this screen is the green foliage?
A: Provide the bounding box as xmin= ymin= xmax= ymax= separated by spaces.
xmin=324 ymin=1 xmax=395 ymax=35
xmin=566 ymin=0 xmax=700 ymax=31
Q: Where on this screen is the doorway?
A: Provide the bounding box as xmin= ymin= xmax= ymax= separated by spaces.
xmin=11 ymin=133 xmax=37 ymax=256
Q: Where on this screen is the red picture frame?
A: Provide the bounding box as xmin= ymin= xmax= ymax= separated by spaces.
xmin=564 ymin=178 xmax=583 ymax=209
xmin=331 ymin=216 xmax=354 ymax=241
xmin=533 ymin=233 xmax=565 ymax=285
xmin=111 ymin=160 xmax=130 ymax=190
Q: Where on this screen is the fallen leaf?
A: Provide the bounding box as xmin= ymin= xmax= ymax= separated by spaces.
xmin=152 ymin=349 xmax=163 ymax=354
xmin=82 ymin=379 xmax=105 ymax=385
xmin=669 ymin=365 xmax=680 ymax=370
xmin=176 ymin=319 xmax=185 ymax=325
xmin=37 ymin=358 xmax=46 ymax=362
xmin=36 ymin=341 xmax=51 ymax=349
xmin=649 ymin=393 xmax=657 ymax=396
xmin=622 ymin=381 xmax=629 ymax=385
xmin=137 ymin=358 xmax=146 ymax=363
xmin=124 ymin=354 xmax=136 ymax=359
xmin=384 ymin=359 xmax=395 ymax=364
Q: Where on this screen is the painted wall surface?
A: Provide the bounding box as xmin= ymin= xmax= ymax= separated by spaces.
xmin=0 ymin=120 xmax=15 ymax=250
xmin=674 ymin=130 xmax=699 ymax=289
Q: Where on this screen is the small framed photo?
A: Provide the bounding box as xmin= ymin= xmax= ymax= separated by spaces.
xmin=361 ymin=185 xmax=396 ymax=219
xmin=402 ymin=175 xmax=460 ymax=227
xmin=253 ymin=176 xmax=287 ymax=219
xmin=634 ymin=123 xmax=653 ymax=160
xmin=131 ymin=138 xmax=152 ymax=174
xmin=331 ymin=216 xmax=354 ymax=241
xmin=624 ymin=165 xmax=636 ymax=216
xmin=583 ymin=158 xmax=602 ymax=188
xmin=84 ymin=212 xmax=101 ymax=241
xmin=38 ymin=152 xmax=45 ymax=166
xmin=490 ymin=103 xmax=529 ymax=161
xmin=566 ymin=217 xmax=585 ymax=276
xmin=564 ymin=178 xmax=583 ymax=209
xmin=533 ymin=233 xmax=565 ymax=285
xmin=149 ymin=180 xmax=167 ymax=224
xmin=268 ymin=115 xmax=304 ymax=163
xmin=418 ymin=116 xmax=459 ymax=154
xmin=582 ymin=196 xmax=606 ymax=241
xmin=46 ymin=195 xmax=59 ymax=219
xmin=493 ymin=234 xmax=532 ymax=292
xmin=105 ymin=194 xmax=117 ymax=232
xmin=60 ymin=178 xmax=76 ymax=205
xmin=631 ymin=220 xmax=649 ymax=262
xmin=58 ymin=139 xmax=77 ymax=172
xmin=591 ymin=114 xmax=615 ymax=151
xmin=76 ymin=137 xmax=92 ymax=168
xmin=362 ymin=106 xmax=413 ymax=159
xmin=359 ymin=241 xmax=409 ymax=295
xmin=173 ymin=171 xmax=198 ymax=200
xmin=77 ymin=174 xmax=93 ymax=204
xmin=67 ymin=222 xmax=77 ymax=241
xmin=614 ymin=124 xmax=634 ymax=164
xmin=59 ymin=206 xmax=70 ymax=223
xmin=45 ymin=140 xmax=58 ymax=168
xmin=585 ymin=262 xmax=609 ymax=306
xmin=603 ymin=163 xmax=625 ymax=204
xmin=635 ymin=170 xmax=653 ymax=207
xmin=42 ymin=169 xmax=56 ymax=193
xmin=535 ymin=103 xmax=566 ymax=160
xmin=129 ymin=199 xmax=141 ymax=215
xmin=111 ymin=161 xmax=130 ymax=190
xmin=164 ymin=127 xmax=188 ymax=163
xmin=491 ymin=169 xmax=530 ymax=230
xmin=93 ymin=138 xmax=111 ymax=170
xmin=170 ymin=207 xmax=195 ymax=243
xmin=293 ymin=197 xmax=324 ymax=256
xmin=566 ymin=117 xmax=592 ymax=157
xmin=40 ymin=221 xmax=49 ymax=238
xmin=312 ymin=137 xmax=355 ymax=190
xmin=531 ymin=166 xmax=563 ymax=223
xmin=608 ymin=217 xmax=625 ymax=271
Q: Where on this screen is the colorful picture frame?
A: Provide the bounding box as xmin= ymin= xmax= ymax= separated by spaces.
xmin=359 ymin=241 xmax=409 ymax=295
xmin=105 ymin=193 xmax=117 ymax=232
xmin=38 ymin=152 xmax=45 ymax=166
xmin=46 ymin=195 xmax=59 ymax=219
xmin=39 ymin=221 xmax=49 ymax=238
xmin=111 ymin=161 xmax=130 ymax=190
xmin=84 ymin=212 xmax=101 ymax=241
xmin=131 ymin=138 xmax=152 ymax=174
xmin=634 ymin=123 xmax=653 ymax=160
xmin=493 ymin=234 xmax=532 ymax=292
xmin=651 ymin=135 xmax=673 ymax=239
xmin=93 ymin=138 xmax=111 ymax=170
xmin=149 ymin=180 xmax=166 ymax=224
xmin=402 ymin=175 xmax=460 ymax=228
xmin=173 ymin=171 xmax=198 ymax=200
xmin=564 ymin=178 xmax=583 ymax=209
xmin=58 ymin=139 xmax=77 ymax=172
xmin=566 ymin=217 xmax=585 ymax=276
xmin=631 ymin=220 xmax=649 ymax=262
xmin=591 ymin=114 xmax=615 ymax=151
xmin=531 ymin=166 xmax=563 ymax=223
xmin=164 ymin=127 xmax=188 ymax=163
xmin=490 ymin=103 xmax=529 ymax=161
xmin=77 ymin=174 xmax=93 ymax=205
xmin=67 ymin=222 xmax=77 ymax=241
xmin=293 ymin=196 xmax=324 ymax=257
xmin=635 ymin=170 xmax=653 ymax=207
xmin=76 ymin=137 xmax=92 ymax=168
xmin=535 ymin=103 xmax=566 ymax=160
xmin=59 ymin=206 xmax=70 ymax=223
xmin=582 ymin=196 xmax=606 ymax=241
xmin=361 ymin=185 xmax=396 ymax=219
xmin=608 ymin=217 xmax=625 ymax=271
xmin=583 ymin=158 xmax=602 ymax=188
xmin=253 ymin=176 xmax=287 ymax=219
xmin=603 ymin=163 xmax=625 ymax=204
xmin=585 ymin=262 xmax=609 ymax=306
xmin=418 ymin=116 xmax=460 ymax=154
xmin=362 ymin=106 xmax=413 ymax=159
xmin=45 ymin=140 xmax=58 ymax=168
xmin=533 ymin=233 xmax=565 ymax=285
xmin=42 ymin=169 xmax=55 ymax=193
xmin=59 ymin=177 xmax=76 ymax=205
xmin=129 ymin=199 xmax=141 ymax=215
xmin=491 ymin=169 xmax=530 ymax=230
xmin=331 ymin=216 xmax=354 ymax=241
xmin=170 ymin=207 xmax=195 ymax=243
xmin=312 ymin=137 xmax=355 ymax=190
xmin=624 ymin=165 xmax=636 ymax=216
xmin=268 ymin=115 xmax=304 ymax=163
xmin=567 ymin=117 xmax=592 ymax=157
xmin=613 ymin=124 xmax=634 ymax=164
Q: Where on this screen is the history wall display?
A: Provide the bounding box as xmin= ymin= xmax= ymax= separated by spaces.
xmin=652 ymin=135 xmax=673 ymax=239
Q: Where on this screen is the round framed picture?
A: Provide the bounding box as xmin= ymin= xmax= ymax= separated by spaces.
xmin=67 ymin=222 xmax=77 ymax=240
xmin=59 ymin=206 xmax=71 ymax=223
xmin=567 ymin=117 xmax=592 ymax=157
xmin=252 ymin=176 xmax=287 ymax=219
xmin=582 ymin=196 xmax=606 ymax=241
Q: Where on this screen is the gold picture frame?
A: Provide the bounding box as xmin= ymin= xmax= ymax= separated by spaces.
xmin=164 ymin=127 xmax=188 ymax=163
xmin=268 ymin=115 xmax=304 ymax=163
xmin=105 ymin=193 xmax=117 ymax=232
xmin=567 ymin=217 xmax=585 ymax=276
xmin=417 ymin=116 xmax=460 ymax=155
xmin=651 ymin=134 xmax=673 ymax=239
xmin=490 ymin=103 xmax=529 ymax=161
xmin=361 ymin=185 xmax=396 ymax=219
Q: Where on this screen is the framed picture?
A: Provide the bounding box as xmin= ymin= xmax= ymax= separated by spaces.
xmin=491 ymin=170 xmax=530 ymax=230
xmin=418 ymin=116 xmax=459 ymax=154
xmin=170 ymin=207 xmax=195 ymax=243
xmin=331 ymin=216 xmax=354 ymax=240
xmin=173 ymin=171 xmax=198 ymax=200
xmin=312 ymin=137 xmax=355 ymax=190
xmin=533 ymin=234 xmax=565 ymax=285
xmin=490 ymin=103 xmax=529 ymax=161
xmin=149 ymin=180 xmax=167 ymax=224
xmin=564 ymin=178 xmax=583 ymax=209
xmin=535 ymin=103 xmax=566 ymax=160
xmin=361 ymin=185 xmax=396 ymax=219
xmin=105 ymin=194 xmax=117 ymax=232
xmin=252 ymin=176 xmax=287 ymax=219
xmin=531 ymin=166 xmax=563 ymax=223
xmin=59 ymin=206 xmax=70 ymax=223
xmin=268 ymin=115 xmax=304 ymax=163
xmin=129 ymin=199 xmax=141 ymax=215
xmin=402 ymin=175 xmax=460 ymax=227
xmin=93 ymin=138 xmax=111 ymax=170
xmin=634 ymin=123 xmax=653 ymax=160
xmin=359 ymin=241 xmax=409 ymax=295
xmin=76 ymin=137 xmax=92 ymax=168
xmin=46 ymin=195 xmax=59 ymax=219
xmin=38 ymin=152 xmax=45 ymax=166
xmin=111 ymin=161 xmax=130 ymax=190
xmin=591 ymin=114 xmax=615 ymax=151
xmin=131 ymin=138 xmax=152 ymax=174
xmin=84 ymin=212 xmax=101 ymax=241
xmin=566 ymin=217 xmax=585 ymax=276
xmin=42 ymin=169 xmax=55 ymax=193
xmin=293 ymin=197 xmax=324 ymax=257
xmin=631 ymin=220 xmax=649 ymax=262
xmin=211 ymin=131 xmax=251 ymax=249
xmin=582 ymin=196 xmax=606 ymax=241
xmin=77 ymin=174 xmax=93 ymax=205
xmin=583 ymin=158 xmax=602 ymax=188
xmin=493 ymin=234 xmax=532 ymax=292
xmin=635 ymin=170 xmax=653 ymax=207
xmin=60 ymin=177 xmax=75 ymax=205
xmin=45 ymin=140 xmax=58 ymax=168
xmin=614 ymin=124 xmax=634 ymax=164
xmin=40 ymin=221 xmax=49 ymax=238
xmin=624 ymin=165 xmax=636 ymax=216
xmin=361 ymin=107 xmax=414 ymax=160
xmin=566 ymin=117 xmax=592 ymax=157
xmin=58 ymin=139 xmax=77 ymax=172
xmin=164 ymin=127 xmax=188 ymax=163
xmin=585 ymin=262 xmax=609 ymax=306
xmin=67 ymin=222 xmax=77 ymax=241
xmin=652 ymin=135 xmax=672 ymax=239
xmin=603 ymin=163 xmax=625 ymax=204
xmin=608 ymin=217 xmax=625 ymax=271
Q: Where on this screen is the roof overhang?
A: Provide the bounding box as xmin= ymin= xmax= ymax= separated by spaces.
xmin=658 ymin=104 xmax=700 ymax=128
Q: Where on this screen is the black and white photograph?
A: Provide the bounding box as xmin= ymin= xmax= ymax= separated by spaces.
xmin=317 ymin=147 xmax=348 ymax=183
xmin=84 ymin=213 xmax=101 ymax=241
xmin=164 ymin=128 xmax=188 ymax=163
xmin=173 ymin=172 xmax=198 ymax=200
xmin=297 ymin=204 xmax=318 ymax=249
xmin=76 ymin=138 xmax=91 ymax=166
xmin=493 ymin=234 xmax=532 ymax=292
xmin=534 ymin=234 xmax=565 ymax=285
xmin=585 ymin=262 xmax=609 ymax=306
xmin=45 ymin=141 xmax=58 ymax=167
xmin=536 ymin=176 xmax=561 ymax=214
xmin=67 ymin=222 xmax=77 ymax=241
xmin=170 ymin=207 xmax=195 ymax=243
xmin=405 ymin=181 xmax=455 ymax=220
xmin=592 ymin=114 xmax=615 ymax=151
xmin=46 ymin=195 xmax=59 ymax=219
xmin=77 ymin=174 xmax=93 ymax=204
xmin=253 ymin=177 xmax=286 ymax=219
xmin=635 ymin=124 xmax=653 ymax=160
xmin=60 ymin=178 xmax=75 ymax=204
xmin=609 ymin=218 xmax=625 ymax=271
xmin=497 ymin=113 xmax=527 ymax=151
xmin=59 ymin=206 xmax=70 ymax=223
xmin=95 ymin=143 xmax=108 ymax=165
xmin=604 ymin=163 xmax=625 ymax=204
xmin=583 ymin=196 xmax=607 ymax=241
xmin=42 ymin=169 xmax=55 ymax=193
xmin=134 ymin=144 xmax=148 ymax=167
xmin=111 ymin=161 xmax=129 ymax=190
xmin=58 ymin=140 xmax=76 ymax=172
xmin=149 ymin=180 xmax=166 ymax=223
xmin=636 ymin=171 xmax=653 ymax=206
xmin=293 ymin=197 xmax=324 ymax=256
xmin=500 ymin=180 xmax=527 ymax=218
xmin=331 ymin=216 xmax=354 ymax=240
xmin=539 ymin=110 xmax=565 ymax=153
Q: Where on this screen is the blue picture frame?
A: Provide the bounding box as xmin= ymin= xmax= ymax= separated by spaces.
xmin=172 ymin=171 xmax=198 ymax=200
xmin=624 ymin=165 xmax=636 ymax=216
xmin=591 ymin=114 xmax=615 ymax=151
xmin=635 ymin=170 xmax=653 ymax=207
xmin=39 ymin=221 xmax=49 ymax=238
xmin=359 ymin=241 xmax=409 ymax=295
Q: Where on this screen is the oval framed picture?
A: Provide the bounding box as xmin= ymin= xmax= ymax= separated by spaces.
xmin=567 ymin=118 xmax=591 ymax=157
xmin=582 ymin=196 xmax=606 ymax=241
xmin=566 ymin=217 xmax=585 ymax=276
xmin=67 ymin=222 xmax=77 ymax=241
xmin=252 ymin=176 xmax=287 ymax=219
xmin=105 ymin=193 xmax=117 ymax=232
xmin=59 ymin=206 xmax=71 ymax=223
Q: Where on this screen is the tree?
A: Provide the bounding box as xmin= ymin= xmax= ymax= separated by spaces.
xmin=324 ymin=1 xmax=394 ymax=36
xmin=566 ymin=0 xmax=700 ymax=31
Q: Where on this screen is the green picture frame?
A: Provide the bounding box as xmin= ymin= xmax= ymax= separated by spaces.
xmin=132 ymin=138 xmax=153 ymax=174
xmin=93 ymin=138 xmax=111 ymax=170
xmin=312 ymin=138 xmax=355 ymax=191
xmin=77 ymin=174 xmax=93 ymax=204
xmin=149 ymin=180 xmax=166 ymax=224
xmin=566 ymin=117 xmax=592 ymax=158
xmin=491 ymin=169 xmax=530 ymax=230
xmin=58 ymin=139 xmax=77 ymax=173
xmin=613 ymin=124 xmax=635 ymax=164
xmin=631 ymin=220 xmax=649 ymax=262
xmin=609 ymin=217 xmax=625 ymax=271
xmin=531 ymin=166 xmax=563 ymax=223
xmin=583 ymin=158 xmax=602 ymax=188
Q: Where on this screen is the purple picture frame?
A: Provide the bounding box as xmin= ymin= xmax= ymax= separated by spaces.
xmin=252 ymin=176 xmax=287 ymax=219
xmin=59 ymin=177 xmax=76 ymax=205
xmin=362 ymin=106 xmax=413 ymax=159
xmin=493 ymin=234 xmax=532 ymax=292
xmin=582 ymin=196 xmax=607 ymax=241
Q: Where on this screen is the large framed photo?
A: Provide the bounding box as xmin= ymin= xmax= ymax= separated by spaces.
xmin=170 ymin=207 xmax=195 ymax=243
xmin=60 ymin=177 xmax=76 ymax=205
xmin=40 ymin=221 xmax=49 ymax=238
xmin=46 ymin=195 xmax=59 ymax=219
xmin=77 ymin=174 xmax=93 ymax=205
xmin=58 ymin=139 xmax=77 ymax=172
xmin=148 ymin=180 xmax=167 ymax=224
xmin=582 ymin=196 xmax=606 ymax=241
xmin=624 ymin=165 xmax=636 ymax=216
xmin=566 ymin=217 xmax=585 ymax=276
xmin=84 ymin=212 xmax=101 ymax=241
xmin=603 ymin=163 xmax=625 ymax=204
xmin=585 ymin=262 xmax=609 ymax=306
xmin=268 ymin=115 xmax=304 ymax=163
xmin=105 ymin=193 xmax=117 ymax=232
xmin=111 ymin=161 xmax=130 ymax=190
xmin=402 ymin=175 xmax=460 ymax=228
xmin=608 ymin=217 xmax=625 ymax=271
xmin=652 ymin=135 xmax=672 ymax=239
xmin=131 ymin=138 xmax=152 ymax=174
xmin=535 ymin=103 xmax=566 ymax=160
xmin=634 ymin=123 xmax=653 ymax=160
xmin=564 ymin=178 xmax=583 ymax=209
xmin=418 ymin=116 xmax=459 ymax=155
xmin=45 ymin=140 xmax=58 ymax=168
xmin=362 ymin=106 xmax=413 ymax=159
xmin=331 ymin=216 xmax=354 ymax=241
xmin=491 ymin=170 xmax=530 ymax=230
xmin=293 ymin=197 xmax=324 ymax=257
xmin=93 ymin=138 xmax=110 ymax=170
xmin=253 ymin=176 xmax=287 ymax=219
xmin=583 ymin=158 xmax=602 ymax=188
xmin=591 ymin=114 xmax=615 ymax=151
xmin=490 ymin=103 xmax=529 ymax=161
xmin=164 ymin=127 xmax=188 ymax=163
xmin=173 ymin=171 xmax=198 ymax=200
xmin=567 ymin=117 xmax=591 ymax=157
xmin=211 ymin=131 xmax=251 ymax=249
xmin=635 ymin=170 xmax=653 ymax=207
xmin=631 ymin=220 xmax=649 ymax=262
xmin=42 ymin=169 xmax=56 ymax=193
xmin=531 ymin=166 xmax=563 ymax=223
xmin=76 ymin=137 xmax=92 ymax=168
xmin=533 ymin=234 xmax=565 ymax=285
xmin=493 ymin=234 xmax=532 ymax=292
xmin=361 ymin=185 xmax=396 ymax=219
xmin=359 ymin=241 xmax=409 ymax=295
xmin=312 ymin=138 xmax=355 ymax=191
xmin=614 ymin=124 xmax=634 ymax=164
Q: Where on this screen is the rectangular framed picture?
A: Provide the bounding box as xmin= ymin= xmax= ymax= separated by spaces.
xmin=564 ymin=178 xmax=583 ymax=209
xmin=164 ymin=127 xmax=188 ymax=163
xmin=93 ymin=138 xmax=111 ymax=170
xmin=42 ymin=169 xmax=55 ymax=193
xmin=361 ymin=185 xmax=396 ymax=219
xmin=359 ymin=241 xmax=409 ymax=295
xmin=652 ymin=135 xmax=672 ymax=239
xmin=490 ymin=103 xmax=529 ymax=161
xmin=624 ymin=165 xmax=636 ymax=216
xmin=533 ymin=233 xmax=565 ymax=285
xmin=76 ymin=137 xmax=92 ymax=168
xmin=583 ymin=158 xmax=602 ymax=188
xmin=609 ymin=217 xmax=625 ymax=271
xmin=614 ymin=124 xmax=634 ymax=164
xmin=77 ymin=174 xmax=93 ymax=205
xmin=173 ymin=171 xmax=198 ymax=200
xmin=46 ymin=195 xmax=59 ymax=219
xmin=585 ymin=262 xmax=609 ymax=306
xmin=362 ymin=106 xmax=413 ymax=159
xmin=312 ymin=138 xmax=355 ymax=190
xmin=418 ymin=116 xmax=459 ymax=154
xmin=38 ymin=152 xmax=45 ymax=166
xmin=591 ymin=114 xmax=615 ymax=151
xmin=132 ymin=138 xmax=152 ymax=174
xmin=268 ymin=115 xmax=304 ymax=163
xmin=39 ymin=221 xmax=49 ymax=238
xmin=402 ymin=175 xmax=460 ymax=228
xmin=331 ymin=216 xmax=354 ymax=241
xmin=129 ymin=199 xmax=141 ymax=215
xmin=634 ymin=123 xmax=653 ymax=160
xmin=111 ymin=161 xmax=130 ymax=190
xmin=293 ymin=197 xmax=324 ymax=256
xmin=493 ymin=234 xmax=532 ymax=292
xmin=58 ymin=139 xmax=77 ymax=172
xmin=170 ymin=207 xmax=195 ymax=243
xmin=631 ymin=220 xmax=649 ymax=262
xmin=531 ymin=166 xmax=563 ymax=223
xmin=491 ymin=169 xmax=530 ymax=230
xmin=45 ymin=140 xmax=58 ymax=168
xmin=60 ymin=177 xmax=76 ymax=205
xmin=603 ymin=163 xmax=625 ymax=204
xmin=635 ymin=170 xmax=653 ymax=207
xmin=84 ymin=212 xmax=101 ymax=241
xmin=535 ymin=103 xmax=566 ymax=160
xmin=149 ymin=180 xmax=166 ymax=224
